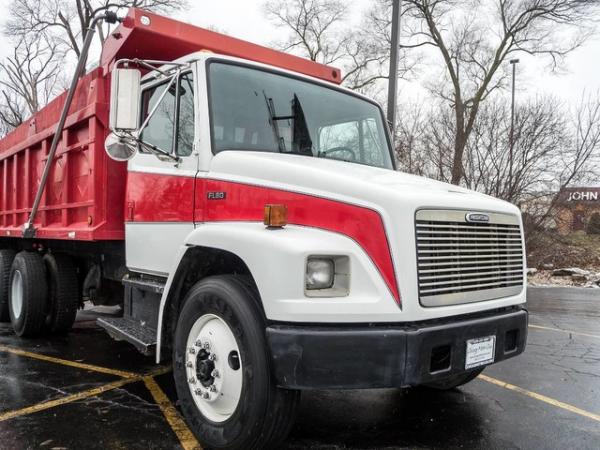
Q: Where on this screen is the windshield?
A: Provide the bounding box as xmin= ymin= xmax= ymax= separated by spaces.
xmin=207 ymin=62 xmax=394 ymax=169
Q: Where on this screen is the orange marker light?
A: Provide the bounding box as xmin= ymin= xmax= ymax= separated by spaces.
xmin=264 ymin=204 xmax=288 ymax=228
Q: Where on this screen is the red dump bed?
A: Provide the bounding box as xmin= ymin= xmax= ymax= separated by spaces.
xmin=0 ymin=8 xmax=341 ymax=242
xmin=0 ymin=69 xmax=126 ymax=241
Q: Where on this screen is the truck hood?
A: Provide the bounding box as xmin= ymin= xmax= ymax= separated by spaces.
xmin=208 ymin=151 xmax=519 ymax=216
xmin=208 ymin=150 xmax=525 ymax=322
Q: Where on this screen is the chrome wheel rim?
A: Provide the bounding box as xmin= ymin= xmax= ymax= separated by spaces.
xmin=185 ymin=313 xmax=243 ymax=423
xmin=10 ymin=270 xmax=23 ymax=320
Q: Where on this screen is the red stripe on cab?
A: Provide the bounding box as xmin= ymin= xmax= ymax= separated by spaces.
xmin=125 ymin=172 xmax=400 ymax=303
xmin=202 ymin=179 xmax=400 ymax=303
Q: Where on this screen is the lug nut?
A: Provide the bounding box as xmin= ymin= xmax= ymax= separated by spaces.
xmin=195 ymin=340 xmax=203 ymax=347
xmin=202 ymin=392 xmax=210 ymax=399
xmin=208 ymin=353 xmax=217 ymax=361
xmin=211 ymin=369 xmax=220 ymax=378
xmin=188 ymin=377 xmax=196 ymax=384
xmin=194 ymin=388 xmax=203 ymax=396
xmin=188 ymin=347 xmax=196 ymax=354
xmin=209 ymin=385 xmax=217 ymax=392
xmin=203 ymin=342 xmax=210 ymax=350
xmin=186 ymin=361 xmax=193 ymax=368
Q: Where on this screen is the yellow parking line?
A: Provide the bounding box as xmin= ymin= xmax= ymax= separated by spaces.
xmin=0 ymin=343 xmax=196 ymax=449
xmin=479 ymin=374 xmax=600 ymax=423
xmin=528 ymin=324 xmax=600 ymax=340
xmin=0 ymin=377 xmax=136 ymax=422
xmin=144 ymin=376 xmax=202 ymax=450
xmin=0 ymin=366 xmax=171 ymax=423
xmin=0 ymin=344 xmax=138 ymax=378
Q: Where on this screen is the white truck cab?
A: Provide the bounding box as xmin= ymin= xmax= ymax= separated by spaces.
xmin=105 ymin=49 xmax=527 ymax=448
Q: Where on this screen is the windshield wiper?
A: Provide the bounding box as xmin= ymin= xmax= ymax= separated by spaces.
xmin=290 ymin=94 xmax=312 ymax=155
xmin=263 ymin=92 xmax=287 ymax=152
xmin=263 ymin=92 xmax=313 ymax=156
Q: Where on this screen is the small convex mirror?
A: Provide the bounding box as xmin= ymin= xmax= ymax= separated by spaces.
xmin=109 ymin=68 xmax=141 ymax=132
xmin=104 ymin=133 xmax=137 ymax=161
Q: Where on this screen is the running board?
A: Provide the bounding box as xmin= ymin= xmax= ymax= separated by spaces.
xmin=97 ymin=317 xmax=157 ymax=356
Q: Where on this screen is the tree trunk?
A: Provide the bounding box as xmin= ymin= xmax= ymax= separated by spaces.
xmin=451 ymin=104 xmax=466 ymax=185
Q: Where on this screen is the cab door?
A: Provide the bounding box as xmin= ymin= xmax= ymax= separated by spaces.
xmin=125 ymin=70 xmax=199 ymax=276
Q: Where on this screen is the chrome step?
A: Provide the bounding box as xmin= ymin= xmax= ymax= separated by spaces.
xmin=97 ymin=317 xmax=157 ymax=356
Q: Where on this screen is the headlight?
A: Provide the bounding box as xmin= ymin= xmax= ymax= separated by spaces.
xmin=306 ymin=258 xmax=335 ymax=290
xmin=305 ymin=255 xmax=350 ymax=297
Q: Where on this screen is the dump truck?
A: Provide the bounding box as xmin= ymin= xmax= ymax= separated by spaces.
xmin=0 ymin=8 xmax=528 ymax=449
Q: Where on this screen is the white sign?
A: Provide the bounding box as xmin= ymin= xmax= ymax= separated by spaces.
xmin=567 ymin=191 xmax=599 ymax=202
xmin=465 ymin=336 xmax=496 ymax=369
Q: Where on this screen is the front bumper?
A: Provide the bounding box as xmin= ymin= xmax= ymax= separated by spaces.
xmin=267 ymin=307 xmax=527 ymax=389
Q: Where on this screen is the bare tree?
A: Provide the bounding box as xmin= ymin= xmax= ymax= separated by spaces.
xmin=264 ymin=0 xmax=347 ymax=63
xmin=462 ymin=97 xmax=567 ymax=203
xmin=522 ymin=94 xmax=600 ymax=245
xmin=5 ymin=0 xmax=189 ymax=58
xmin=0 ymin=0 xmax=188 ymax=133
xmin=0 ymin=91 xmax=26 ymax=136
xmin=263 ymin=0 xmax=412 ymax=93
xmin=397 ymin=93 xmax=600 ymax=244
xmin=393 ymin=0 xmax=600 ymax=185
xmin=559 ymin=94 xmax=600 ymax=188
xmin=0 ymin=35 xmax=64 ymax=135
xmin=0 ymin=36 xmax=64 ymax=116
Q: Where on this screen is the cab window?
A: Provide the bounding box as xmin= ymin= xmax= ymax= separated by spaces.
xmin=140 ymin=71 xmax=195 ymax=156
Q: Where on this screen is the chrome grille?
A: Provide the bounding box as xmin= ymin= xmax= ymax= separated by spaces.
xmin=416 ymin=210 xmax=524 ymax=307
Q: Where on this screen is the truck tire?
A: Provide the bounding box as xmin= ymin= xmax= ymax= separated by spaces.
xmin=43 ymin=254 xmax=80 ymax=334
xmin=9 ymin=251 xmax=48 ymax=337
xmin=0 ymin=249 xmax=16 ymax=322
xmin=423 ymin=367 xmax=485 ymax=390
xmin=173 ymin=275 xmax=300 ymax=450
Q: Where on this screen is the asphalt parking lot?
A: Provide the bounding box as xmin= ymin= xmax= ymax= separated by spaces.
xmin=1 ymin=287 xmax=599 ymax=450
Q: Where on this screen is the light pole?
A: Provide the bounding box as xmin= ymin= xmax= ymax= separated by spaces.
xmin=508 ymin=58 xmax=519 ymax=196
xmin=387 ymin=0 xmax=401 ymax=134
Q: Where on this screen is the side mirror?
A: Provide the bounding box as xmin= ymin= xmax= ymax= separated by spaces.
xmin=104 ymin=133 xmax=137 ymax=161
xmin=109 ymin=68 xmax=141 ymax=132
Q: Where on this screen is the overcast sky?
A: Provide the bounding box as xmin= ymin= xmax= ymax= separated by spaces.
xmin=0 ymin=0 xmax=598 ymax=106
xmin=175 ymin=1 xmax=600 ymax=106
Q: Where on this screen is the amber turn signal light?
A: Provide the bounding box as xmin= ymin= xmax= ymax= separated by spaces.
xmin=264 ymin=204 xmax=288 ymax=228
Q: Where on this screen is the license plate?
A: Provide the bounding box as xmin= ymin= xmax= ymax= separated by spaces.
xmin=465 ymin=336 xmax=496 ymax=369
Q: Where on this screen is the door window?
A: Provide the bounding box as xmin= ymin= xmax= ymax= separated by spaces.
xmin=140 ymin=81 xmax=176 ymax=154
xmin=140 ymin=71 xmax=195 ymax=156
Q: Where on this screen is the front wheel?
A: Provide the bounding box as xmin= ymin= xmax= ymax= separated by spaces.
xmin=173 ymin=275 xmax=299 ymax=450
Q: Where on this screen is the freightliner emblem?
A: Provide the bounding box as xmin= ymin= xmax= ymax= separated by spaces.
xmin=465 ymin=212 xmax=490 ymax=223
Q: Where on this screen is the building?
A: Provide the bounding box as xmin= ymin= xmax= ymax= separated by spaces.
xmin=555 ymin=187 xmax=600 ymax=234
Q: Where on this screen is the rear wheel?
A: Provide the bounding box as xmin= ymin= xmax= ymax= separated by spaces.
xmin=423 ymin=367 xmax=485 ymax=390
xmin=0 ymin=249 xmax=16 ymax=322
xmin=9 ymin=251 xmax=48 ymax=337
xmin=44 ymin=253 xmax=80 ymax=334
xmin=173 ymin=275 xmax=300 ymax=449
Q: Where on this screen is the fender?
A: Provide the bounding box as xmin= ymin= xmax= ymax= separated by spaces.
xmin=155 ymin=222 xmax=401 ymax=362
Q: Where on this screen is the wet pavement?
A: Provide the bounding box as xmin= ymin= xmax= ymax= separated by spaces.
xmin=1 ymin=287 xmax=599 ymax=449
